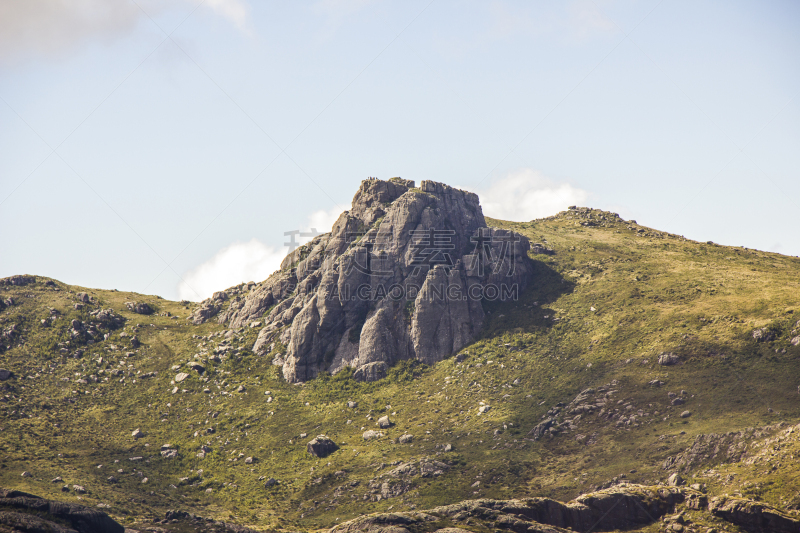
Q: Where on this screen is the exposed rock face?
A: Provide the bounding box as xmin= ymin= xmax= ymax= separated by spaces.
xmin=192 ymin=178 xmax=534 ymax=382
xmin=0 ymin=488 xmax=124 ymax=533
xmin=330 ymin=484 xmax=686 ymax=533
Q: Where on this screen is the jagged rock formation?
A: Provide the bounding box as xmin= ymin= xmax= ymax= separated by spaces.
xmin=0 ymin=488 xmax=124 ymax=533
xmin=192 ymin=178 xmax=534 ymax=382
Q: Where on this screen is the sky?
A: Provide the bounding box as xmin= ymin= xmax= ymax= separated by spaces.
xmin=1 ymin=0 xmax=798 ymax=301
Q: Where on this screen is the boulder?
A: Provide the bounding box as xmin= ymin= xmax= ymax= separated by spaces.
xmin=752 ymin=327 xmax=776 ymax=342
xmin=131 ymin=428 xmax=144 ymax=439
xmin=658 ymin=353 xmax=680 ymax=366
xmin=264 ymin=477 xmax=278 ymax=488
xmin=398 ymin=434 xmax=414 ymax=444
xmin=353 ymin=361 xmax=388 ymax=382
xmin=667 ymin=473 xmax=684 ymax=486
xmin=307 ymin=435 xmax=338 ymax=458
xmin=187 ymin=362 xmax=205 ymax=374
xmin=347 ymin=401 xmax=358 ymax=408
xmin=0 ymin=369 xmax=12 ymax=381
xmin=125 ymin=302 xmax=153 ymax=315
xmin=377 ymin=416 xmax=392 ymax=428
xmin=362 ymin=430 xmax=384 ymax=441
xmin=174 ymin=373 xmax=189 ymax=383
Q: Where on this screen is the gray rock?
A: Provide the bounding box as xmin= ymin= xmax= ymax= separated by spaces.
xmin=353 ymin=361 xmax=388 ymax=382
xmin=667 ymin=473 xmax=684 ymax=486
xmin=658 ymin=353 xmax=680 ymax=366
xmin=0 ymin=487 xmax=124 ymax=533
xmin=193 ymin=179 xmax=533 ymax=384
xmin=680 ymin=410 xmax=692 ymax=418
xmin=187 ymin=362 xmax=205 ymax=374
xmin=398 ymin=434 xmax=413 ymax=444
xmin=377 ymin=415 xmax=392 ymax=428
xmin=131 ymin=428 xmax=144 ymax=439
xmin=671 ymin=398 xmax=685 ymax=406
xmin=0 ymin=369 xmax=12 ymax=381
xmin=244 ymin=456 xmax=254 ymax=464
xmin=174 ymin=373 xmax=189 ymax=383
xmin=307 ymin=435 xmax=338 ymax=458
xmin=362 ymin=430 xmax=384 ymax=441
xmin=347 ymin=401 xmax=358 ymax=408
xmin=264 ymin=477 xmax=277 ymax=487
xmin=125 ymin=301 xmax=153 ymax=315
xmin=478 ymin=405 xmax=491 ymax=414
xmin=752 ymin=327 xmax=776 ymax=342
xmin=76 ymin=292 xmax=91 ymax=303
xmin=20 ymin=471 xmax=32 ymax=478
xmin=160 ymin=449 xmax=178 ymax=459
xmin=444 ymin=443 xmax=452 ymax=452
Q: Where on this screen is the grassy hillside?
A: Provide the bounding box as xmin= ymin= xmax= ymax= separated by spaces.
xmin=2 ymin=206 xmax=800 ymax=532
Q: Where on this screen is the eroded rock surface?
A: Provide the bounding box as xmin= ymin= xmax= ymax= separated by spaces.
xmin=191 ymin=178 xmax=534 ymax=382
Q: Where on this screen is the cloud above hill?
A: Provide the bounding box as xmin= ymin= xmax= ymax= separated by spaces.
xmin=472 ymin=169 xmax=590 ymax=222
xmin=177 ymin=205 xmax=343 ymax=301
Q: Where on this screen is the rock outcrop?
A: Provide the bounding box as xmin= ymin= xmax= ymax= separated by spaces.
xmin=0 ymin=488 xmax=124 ymax=533
xmin=192 ymin=178 xmax=534 ymax=382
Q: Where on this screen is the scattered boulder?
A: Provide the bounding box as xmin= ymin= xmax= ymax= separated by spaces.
xmin=187 ymin=362 xmax=205 ymax=374
xmin=0 ymin=275 xmax=35 ymax=286
xmin=131 ymin=428 xmax=144 ymax=439
xmin=752 ymin=327 xmax=776 ymax=342
xmin=264 ymin=477 xmax=277 ymax=488
xmin=244 ymin=456 xmax=254 ymax=464
xmin=125 ymin=302 xmax=154 ymax=315
xmin=667 ymin=473 xmax=684 ymax=486
xmin=398 ymin=434 xmax=414 ymax=444
xmin=680 ymin=411 xmax=692 ymax=418
xmin=160 ymin=449 xmax=178 ymax=459
xmin=377 ymin=415 xmax=392 ymax=428
xmin=347 ymin=401 xmax=358 ymax=408
xmin=478 ymin=405 xmax=491 ymax=414
xmin=362 ymin=430 xmax=384 ymax=441
xmin=658 ymin=353 xmax=680 ymax=366
xmin=307 ymin=435 xmax=338 ymax=458
xmin=20 ymin=472 xmax=32 ymax=478
xmin=0 ymin=369 xmax=12 ymax=381
xmin=174 ymin=372 xmax=189 ymax=383
xmin=76 ymin=292 xmax=92 ymax=303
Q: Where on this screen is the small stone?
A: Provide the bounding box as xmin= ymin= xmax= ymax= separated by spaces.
xmin=478 ymin=405 xmax=491 ymax=414
xmin=347 ymin=401 xmax=358 ymax=408
xmin=174 ymin=372 xmax=189 ymax=383
xmin=72 ymin=485 xmax=86 ymax=493
xmin=680 ymin=410 xmax=691 ymax=418
xmin=398 ymin=434 xmax=413 ymax=444
xmin=0 ymin=369 xmax=12 ymax=381
xmin=264 ymin=477 xmax=277 ymax=488
xmin=444 ymin=443 xmax=452 ymax=452
xmin=244 ymin=456 xmax=254 ymax=464
xmin=131 ymin=428 xmax=144 ymax=439
xmin=21 ymin=471 xmax=32 ymax=478
xmin=51 ymin=476 xmax=63 ymax=483
xmin=237 ymin=385 xmax=245 ymax=393
xmin=377 ymin=416 xmax=392 ymax=428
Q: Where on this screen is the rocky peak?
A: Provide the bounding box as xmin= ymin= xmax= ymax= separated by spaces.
xmin=192 ymin=178 xmax=535 ymax=382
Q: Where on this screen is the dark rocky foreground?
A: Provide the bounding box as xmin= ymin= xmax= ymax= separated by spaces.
xmin=0 ymin=488 xmax=123 ymax=533
xmin=191 ymin=178 xmax=534 ymax=383
xmin=330 ymin=483 xmax=800 ymax=533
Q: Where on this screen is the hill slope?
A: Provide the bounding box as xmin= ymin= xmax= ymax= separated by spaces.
xmin=2 ymin=205 xmax=800 ymax=532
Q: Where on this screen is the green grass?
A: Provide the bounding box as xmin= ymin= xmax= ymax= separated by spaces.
xmin=2 ymin=207 xmax=800 ymax=531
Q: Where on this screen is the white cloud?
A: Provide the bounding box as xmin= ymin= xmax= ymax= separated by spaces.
xmin=472 ymin=169 xmax=590 ymax=221
xmin=177 ymin=238 xmax=284 ymax=301
xmin=177 ymin=206 xmax=343 ymax=301
xmin=0 ymin=0 xmax=250 ymax=64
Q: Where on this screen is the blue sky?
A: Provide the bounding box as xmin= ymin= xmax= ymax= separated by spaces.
xmin=1 ymin=0 xmax=798 ymax=301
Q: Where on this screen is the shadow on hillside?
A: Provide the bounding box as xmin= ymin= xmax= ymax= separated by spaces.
xmin=480 ymin=258 xmax=575 ymax=338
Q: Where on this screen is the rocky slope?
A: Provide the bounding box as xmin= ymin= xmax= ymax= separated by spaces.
xmin=191 ymin=179 xmax=533 ymax=383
